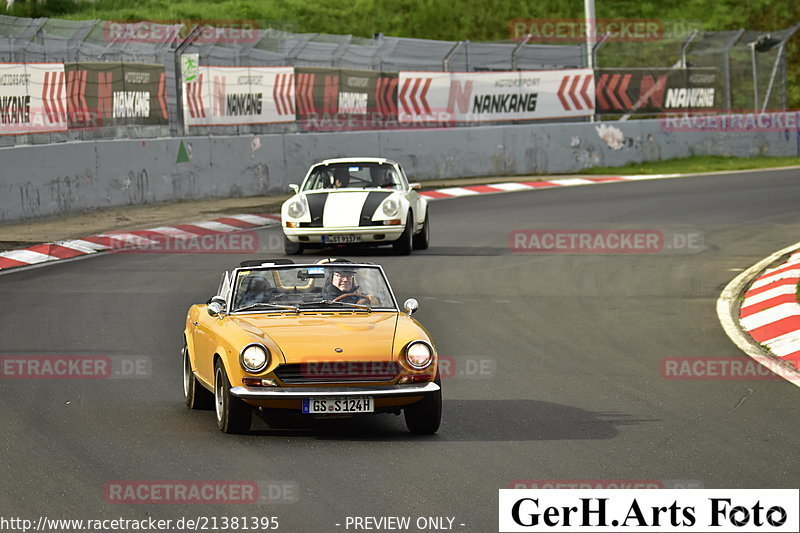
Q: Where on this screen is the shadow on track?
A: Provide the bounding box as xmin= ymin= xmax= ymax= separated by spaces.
xmin=240 ymin=399 xmax=653 ymax=442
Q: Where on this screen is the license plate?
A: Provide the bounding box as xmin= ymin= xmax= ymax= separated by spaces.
xmin=322 ymin=235 xmax=361 ymax=244
xmin=302 ymin=397 xmax=374 ymax=414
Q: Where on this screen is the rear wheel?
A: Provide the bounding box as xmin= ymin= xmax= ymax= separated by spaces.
xmin=392 ymin=214 xmax=414 ymax=255
xmin=404 ymin=377 xmax=441 ymax=434
xmin=284 ymin=236 xmax=304 ymax=255
xmin=183 ymin=345 xmax=213 ymax=410
xmin=412 ymin=212 xmax=430 ymax=250
xmin=214 ymin=359 xmax=252 ymax=434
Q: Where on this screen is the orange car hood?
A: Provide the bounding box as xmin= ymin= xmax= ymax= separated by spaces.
xmin=233 ymin=312 xmax=398 ymax=363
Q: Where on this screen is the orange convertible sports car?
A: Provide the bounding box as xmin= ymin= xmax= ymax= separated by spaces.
xmin=182 ymin=258 xmax=441 ymax=434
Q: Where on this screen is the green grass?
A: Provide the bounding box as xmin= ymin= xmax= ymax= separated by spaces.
xmin=579 ymin=155 xmax=800 ymax=175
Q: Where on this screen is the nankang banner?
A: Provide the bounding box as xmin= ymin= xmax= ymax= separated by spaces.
xmin=64 ymin=63 xmax=168 ymax=128
xmin=0 ymin=63 xmax=68 ymax=134
xmin=595 ymin=68 xmax=718 ymax=114
xmin=294 ymin=67 xmax=398 ymax=131
xmin=399 ymin=69 xmax=595 ymax=124
xmin=183 ymin=66 xmax=295 ymax=126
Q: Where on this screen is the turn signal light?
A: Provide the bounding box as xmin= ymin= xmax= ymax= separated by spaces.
xmin=398 ymin=374 xmax=431 ymax=384
xmin=383 ymin=219 xmax=402 ymax=226
xmin=285 ymin=222 xmax=299 ymax=228
xmin=242 ymin=377 xmax=277 ymax=387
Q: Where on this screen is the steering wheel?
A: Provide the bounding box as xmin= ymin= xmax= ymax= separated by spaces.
xmin=332 ymin=292 xmax=363 ymax=303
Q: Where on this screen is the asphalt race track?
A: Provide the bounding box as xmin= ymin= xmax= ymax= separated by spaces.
xmin=1 ymin=168 xmax=799 ymax=532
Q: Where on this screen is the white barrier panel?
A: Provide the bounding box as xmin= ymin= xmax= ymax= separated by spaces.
xmin=398 ymin=71 xmax=454 ymax=124
xmin=0 ymin=63 xmax=68 ymax=134
xmin=183 ymin=66 xmax=295 ymax=126
xmin=399 ymin=69 xmax=594 ymax=124
xmin=450 ymin=69 xmax=594 ymax=122
xmin=499 ymin=489 xmax=799 ymax=532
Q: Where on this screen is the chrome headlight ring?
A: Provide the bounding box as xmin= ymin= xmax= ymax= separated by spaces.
xmin=239 ymin=343 xmax=270 ymax=373
xmin=404 ymin=340 xmax=434 ymax=370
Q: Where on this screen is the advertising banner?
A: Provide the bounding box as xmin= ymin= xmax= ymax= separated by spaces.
xmin=295 ymin=67 xmax=398 ymax=131
xmin=64 ymin=63 xmax=168 ymax=128
xmin=183 ymin=66 xmax=295 ymax=126
xmin=0 ymin=63 xmax=68 ymax=134
xmin=595 ymin=68 xmax=718 ymax=114
xmin=399 ymin=69 xmax=595 ymax=123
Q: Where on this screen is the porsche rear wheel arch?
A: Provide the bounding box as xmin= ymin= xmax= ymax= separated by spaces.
xmin=214 ymin=357 xmax=252 ymax=434
xmin=183 ymin=343 xmax=213 ymax=410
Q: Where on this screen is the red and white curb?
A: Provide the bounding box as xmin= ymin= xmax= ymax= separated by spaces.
xmin=419 ymin=174 xmax=678 ymax=200
xmin=740 ymin=250 xmax=800 ymax=368
xmin=0 ymin=214 xmax=280 ymax=272
xmin=717 ymin=241 xmax=800 ymax=386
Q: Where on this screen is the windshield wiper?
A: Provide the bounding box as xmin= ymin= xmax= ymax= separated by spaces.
xmin=301 ymin=299 xmax=372 ymax=312
xmin=235 ymin=302 xmax=299 ymax=313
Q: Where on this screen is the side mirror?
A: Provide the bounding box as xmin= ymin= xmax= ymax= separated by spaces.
xmin=289 ymin=184 xmax=300 ymax=194
xmin=403 ymin=298 xmax=419 ymax=315
xmin=409 ymin=183 xmax=421 ymax=190
xmin=207 ymin=297 xmax=226 ymax=317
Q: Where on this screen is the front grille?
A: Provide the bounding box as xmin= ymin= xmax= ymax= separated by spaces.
xmin=275 ymin=362 xmax=400 ymax=384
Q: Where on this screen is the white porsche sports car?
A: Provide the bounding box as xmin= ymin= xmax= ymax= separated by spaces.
xmin=281 ymin=158 xmax=430 ymax=255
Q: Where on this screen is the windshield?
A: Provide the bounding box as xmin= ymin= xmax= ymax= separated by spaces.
xmin=300 ymin=162 xmax=403 ymax=192
xmin=231 ymin=264 xmax=397 ymax=312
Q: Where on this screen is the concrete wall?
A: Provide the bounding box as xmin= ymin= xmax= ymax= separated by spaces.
xmin=1 ymin=117 xmax=798 ymax=222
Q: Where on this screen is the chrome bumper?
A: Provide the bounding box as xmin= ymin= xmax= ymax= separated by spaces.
xmin=230 ymin=381 xmax=439 ymax=399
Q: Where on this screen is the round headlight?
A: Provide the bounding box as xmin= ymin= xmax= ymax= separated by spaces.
xmin=405 ymin=341 xmax=433 ymax=369
xmin=382 ymin=198 xmax=399 ymax=217
xmin=287 ymin=199 xmax=306 ymax=218
xmin=240 ymin=344 xmax=269 ymax=372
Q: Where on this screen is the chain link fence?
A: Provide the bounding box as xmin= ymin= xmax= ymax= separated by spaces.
xmin=0 ymin=14 xmax=796 ymax=145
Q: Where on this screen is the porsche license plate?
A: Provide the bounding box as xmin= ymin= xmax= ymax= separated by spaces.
xmin=302 ymin=397 xmax=374 ymax=414
xmin=322 ymin=235 xmax=361 ymax=244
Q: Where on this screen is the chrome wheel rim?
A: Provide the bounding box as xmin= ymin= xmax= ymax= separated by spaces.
xmin=182 ymin=349 xmax=190 ymax=398
xmin=215 ymin=368 xmax=224 ymax=422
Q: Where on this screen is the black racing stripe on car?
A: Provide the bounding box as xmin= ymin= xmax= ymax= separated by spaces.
xmin=358 ymin=191 xmax=392 ymax=226
xmin=305 ymin=192 xmax=328 ymax=227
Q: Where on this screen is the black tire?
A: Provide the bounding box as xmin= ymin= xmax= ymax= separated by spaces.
xmin=392 ymin=213 xmax=414 ymax=255
xmin=404 ymin=377 xmax=442 ymax=434
xmin=214 ymin=359 xmax=252 ymax=434
xmin=183 ymin=344 xmax=213 ymax=410
xmin=284 ymin=236 xmax=304 ymax=255
xmin=412 ymin=211 xmax=430 ymax=250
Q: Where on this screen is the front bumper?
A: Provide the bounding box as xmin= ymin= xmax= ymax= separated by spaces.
xmin=283 ymin=225 xmax=405 ymax=244
xmin=230 ymin=381 xmax=439 ymax=400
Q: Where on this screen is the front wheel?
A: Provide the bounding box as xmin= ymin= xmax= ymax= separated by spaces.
xmin=392 ymin=214 xmax=414 ymax=255
xmin=183 ymin=345 xmax=213 ymax=410
xmin=412 ymin=212 xmax=430 ymax=250
xmin=404 ymin=378 xmax=441 ymax=434
xmin=214 ymin=359 xmax=252 ymax=434
xmin=284 ymin=236 xmax=304 ymax=255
